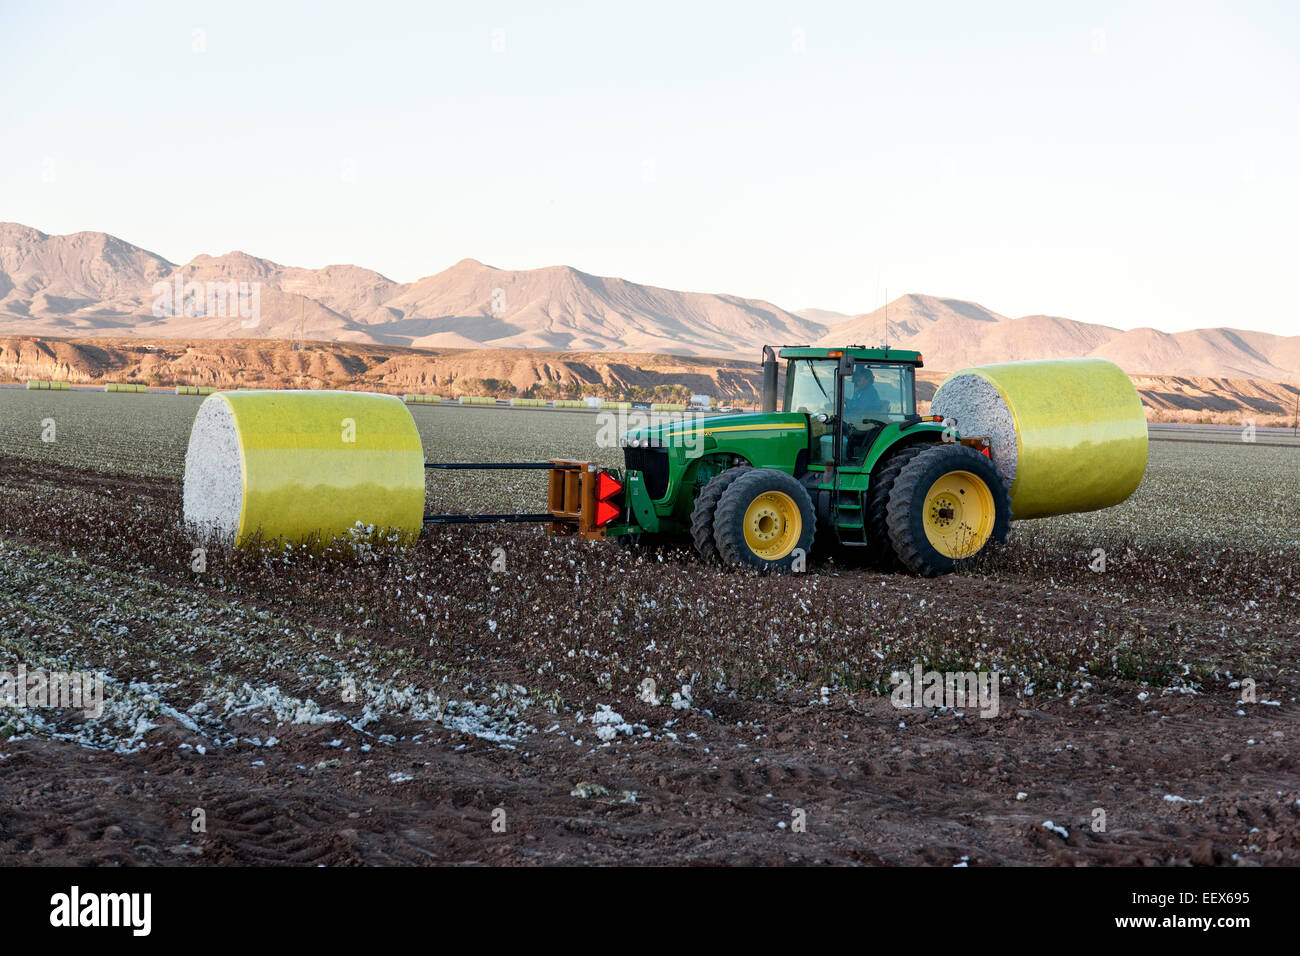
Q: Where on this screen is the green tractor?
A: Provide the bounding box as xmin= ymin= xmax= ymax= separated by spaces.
xmin=609 ymin=345 xmax=1011 ymax=576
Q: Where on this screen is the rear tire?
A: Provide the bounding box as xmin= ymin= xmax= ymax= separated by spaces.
xmin=713 ymin=468 xmax=815 ymax=573
xmin=885 ymin=445 xmax=1010 ymax=576
xmin=690 ymin=465 xmax=752 ymax=562
xmin=865 ymin=445 xmax=926 ymax=568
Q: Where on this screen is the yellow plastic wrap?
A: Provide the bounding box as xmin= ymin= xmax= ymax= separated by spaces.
xmin=192 ymin=390 xmax=425 ymax=546
xmin=934 ymin=359 xmax=1148 ymax=520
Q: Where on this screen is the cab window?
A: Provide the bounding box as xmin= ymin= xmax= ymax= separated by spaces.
xmin=843 ymin=362 xmax=915 ymax=426
xmin=783 ymin=359 xmax=837 ymax=418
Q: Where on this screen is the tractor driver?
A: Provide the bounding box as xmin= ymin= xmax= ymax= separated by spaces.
xmin=843 ymin=364 xmax=891 ymax=426
xmin=841 ymin=364 xmax=891 ymax=461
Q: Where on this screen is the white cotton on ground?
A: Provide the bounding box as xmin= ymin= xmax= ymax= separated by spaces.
xmin=183 ymin=397 xmax=244 ymax=542
xmin=931 ymin=373 xmax=1019 ymax=489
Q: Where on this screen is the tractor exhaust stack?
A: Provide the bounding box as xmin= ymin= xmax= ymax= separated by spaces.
xmin=760 ymin=345 xmax=779 ymax=413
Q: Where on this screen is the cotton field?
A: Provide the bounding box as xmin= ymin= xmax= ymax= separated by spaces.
xmin=0 ymin=389 xmax=1297 ymax=865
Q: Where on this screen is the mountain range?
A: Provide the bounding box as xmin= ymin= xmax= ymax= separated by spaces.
xmin=2 ymin=223 xmax=1297 ymax=381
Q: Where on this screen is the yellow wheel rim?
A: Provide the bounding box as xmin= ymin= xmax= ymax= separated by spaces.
xmin=742 ymin=491 xmax=802 ymax=560
xmin=922 ymin=470 xmax=995 ymax=559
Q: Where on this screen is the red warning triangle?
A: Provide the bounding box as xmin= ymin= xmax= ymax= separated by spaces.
xmin=595 ymin=471 xmax=624 ymax=526
xmin=596 ymin=498 xmax=620 ymax=526
xmin=597 ymin=471 xmax=623 ymax=501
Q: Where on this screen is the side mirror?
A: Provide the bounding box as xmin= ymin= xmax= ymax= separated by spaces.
xmin=838 ymin=353 xmax=854 ymax=376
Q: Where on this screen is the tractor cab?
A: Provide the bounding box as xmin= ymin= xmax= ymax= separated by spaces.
xmin=762 ymin=345 xmax=930 ymax=468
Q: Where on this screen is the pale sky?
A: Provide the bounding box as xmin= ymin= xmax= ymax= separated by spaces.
xmin=3 ymin=1 xmax=1298 ymax=335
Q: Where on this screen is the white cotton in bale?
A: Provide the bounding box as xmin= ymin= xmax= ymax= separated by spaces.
xmin=182 ymin=395 xmax=245 ymax=542
xmin=930 ymin=372 xmax=1019 ymax=491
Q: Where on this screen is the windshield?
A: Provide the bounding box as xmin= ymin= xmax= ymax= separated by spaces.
xmin=783 ymin=359 xmax=837 ymax=418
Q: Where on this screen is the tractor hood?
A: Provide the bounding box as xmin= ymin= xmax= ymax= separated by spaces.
xmin=621 ymin=411 xmax=808 ymax=453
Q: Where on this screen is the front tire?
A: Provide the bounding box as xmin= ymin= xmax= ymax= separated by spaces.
xmin=713 ymin=468 xmax=815 ymax=573
xmin=885 ymin=445 xmax=1010 ymax=576
xmin=690 ymin=465 xmax=751 ymax=562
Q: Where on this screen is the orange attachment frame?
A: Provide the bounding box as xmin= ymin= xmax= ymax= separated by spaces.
xmin=546 ymin=460 xmax=605 ymax=539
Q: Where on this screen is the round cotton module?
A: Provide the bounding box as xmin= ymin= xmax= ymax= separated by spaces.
xmin=931 ymin=358 xmax=1148 ymax=520
xmin=183 ymin=390 xmax=426 ymax=546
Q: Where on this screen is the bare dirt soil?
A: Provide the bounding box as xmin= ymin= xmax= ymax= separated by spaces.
xmin=1 ymin=455 xmax=1297 ymax=866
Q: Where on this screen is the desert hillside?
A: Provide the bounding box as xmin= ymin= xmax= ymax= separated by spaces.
xmin=817 ymin=293 xmax=1300 ymax=382
xmin=0 ymin=336 xmax=769 ymax=404
xmin=3 ymin=224 xmax=1299 ymax=382
xmin=4 ymin=335 xmax=1297 ymax=426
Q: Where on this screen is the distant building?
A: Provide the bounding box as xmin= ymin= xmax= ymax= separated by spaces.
xmin=690 ymin=394 xmax=712 ymax=408
xmin=583 ymin=396 xmax=603 ymax=409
